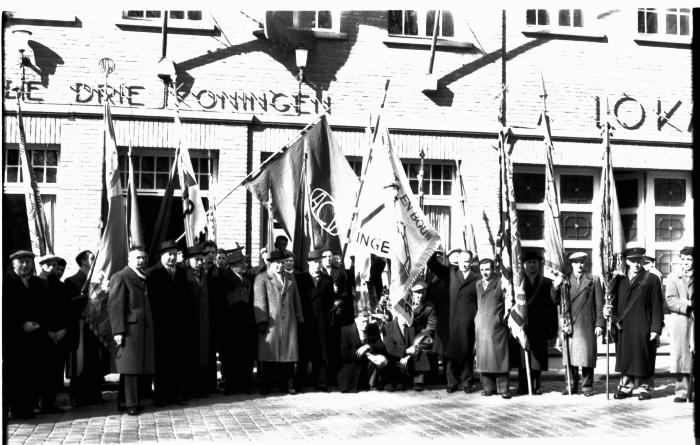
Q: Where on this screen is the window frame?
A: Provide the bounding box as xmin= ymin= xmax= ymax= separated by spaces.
xmin=3 ymin=144 xmax=60 ymax=194
xmin=117 ymin=9 xmax=216 ymax=32
xmin=521 ymin=7 xmax=606 ymax=39
xmin=384 ymin=9 xmax=474 ymax=49
xmin=635 ymin=7 xmax=692 ymax=45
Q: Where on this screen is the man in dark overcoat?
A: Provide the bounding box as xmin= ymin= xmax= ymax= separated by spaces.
xmin=513 ymin=251 xmax=558 ymax=394
xmin=665 ymin=246 xmax=694 ymax=402
xmin=410 ymin=281 xmax=437 ymax=390
xmin=605 ymin=247 xmax=664 ymax=400
xmin=183 ymin=245 xmax=216 ymax=397
xmin=3 ymin=250 xmax=45 ymax=419
xmin=475 ymin=258 xmax=511 ymax=399
xmin=427 ymin=249 xmax=480 ymax=393
xmin=108 ymin=247 xmax=155 ymax=415
xmin=338 ymin=311 xmax=388 ymax=392
xmin=552 ymin=252 xmax=604 ymax=396
xmin=293 ymin=249 xmax=333 ymax=392
xmin=147 ymin=240 xmax=191 ymax=406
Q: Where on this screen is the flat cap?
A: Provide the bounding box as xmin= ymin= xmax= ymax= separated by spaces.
xmin=10 ymin=250 xmax=35 ymax=260
xmin=39 ymin=254 xmax=63 ymax=265
xmin=568 ymin=252 xmax=588 ymax=262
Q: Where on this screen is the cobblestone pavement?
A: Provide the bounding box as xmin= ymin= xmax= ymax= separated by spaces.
xmin=4 ymin=375 xmax=694 ymax=444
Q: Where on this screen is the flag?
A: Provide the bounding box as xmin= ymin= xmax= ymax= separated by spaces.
xmin=598 ymin=115 xmax=624 ymax=288
xmin=84 ymin=102 xmax=128 ymax=347
xmin=347 ymin=116 xmax=441 ymax=324
xmin=148 ymin=156 xmax=177 ymax=265
xmin=540 ymin=109 xmax=572 ymax=336
xmin=206 ymin=156 xmax=217 ymax=243
xmin=16 ymin=97 xmax=53 ymax=256
xmin=498 ymin=127 xmax=529 ymax=350
xmin=174 ymin=109 xmax=208 ymax=246
xmin=126 ymin=145 xmax=145 ymax=249
xmin=244 ymin=115 xmax=359 ymax=271
xmin=456 ymin=159 xmax=478 ymax=254
xmin=264 ymin=11 xmax=316 ymax=50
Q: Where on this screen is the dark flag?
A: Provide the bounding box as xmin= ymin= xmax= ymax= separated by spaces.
xmin=127 ymin=145 xmax=145 ymax=249
xmin=148 ymin=157 xmax=177 ymax=265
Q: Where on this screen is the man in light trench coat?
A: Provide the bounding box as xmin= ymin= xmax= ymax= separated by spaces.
xmin=665 ymin=246 xmax=694 ymax=402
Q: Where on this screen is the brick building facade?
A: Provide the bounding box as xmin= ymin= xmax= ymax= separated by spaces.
xmin=2 ymin=8 xmax=693 ymax=282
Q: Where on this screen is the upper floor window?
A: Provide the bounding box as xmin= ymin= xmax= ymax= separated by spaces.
xmin=389 ymin=10 xmax=455 ymax=38
xmin=123 ymin=10 xmax=203 ymax=22
xmin=638 ymin=8 xmax=691 ymax=37
xmin=118 ymin=10 xmax=215 ymax=32
xmin=266 ymin=10 xmax=341 ymax=34
xmin=526 ymin=9 xmax=584 ymax=27
xmin=523 ymin=8 xmax=604 ymax=39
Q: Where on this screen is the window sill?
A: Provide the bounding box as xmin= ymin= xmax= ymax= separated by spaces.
xmin=116 ymin=18 xmax=217 ymax=34
xmin=5 ymin=11 xmax=80 ymax=26
xmin=522 ymin=27 xmax=607 ymax=41
xmin=383 ymin=35 xmax=474 ymax=50
xmin=634 ymin=34 xmax=691 ymax=47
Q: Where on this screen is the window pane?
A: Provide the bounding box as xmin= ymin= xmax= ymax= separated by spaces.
xmin=33 ymin=168 xmax=44 ymax=183
xmin=666 ymin=12 xmax=678 ymax=34
xmin=156 ymin=156 xmax=170 ymax=172
xmin=638 ymin=10 xmax=646 ymax=33
xmin=514 ymin=173 xmax=545 ymax=203
xmin=46 ymin=150 xmax=58 ymax=166
xmin=561 ymin=212 xmax=592 ymax=240
xmin=156 ymin=173 xmax=169 ymax=189
xmin=388 ymin=10 xmax=403 ymax=34
xmin=517 ymin=210 xmax=544 ymax=240
xmin=199 ymin=174 xmax=209 ymax=190
xmin=409 ymin=179 xmax=418 ymax=195
xmin=441 ymin=11 xmax=454 ymax=37
xmin=141 ymin=173 xmax=154 ymax=189
xmin=680 ymin=14 xmax=689 ymax=35
xmin=560 ymin=175 xmax=593 ymax=204
xmin=45 ymin=168 xmax=57 ymax=183
xmin=537 ymin=9 xmax=549 ymax=26
xmin=426 ymin=10 xmax=436 ymax=36
xmin=559 ymin=9 xmax=571 ymax=26
xmin=32 ymin=150 xmax=45 ymax=166
xmin=647 ymin=10 xmax=658 ymax=33
xmin=431 ymin=180 xmax=440 ymax=194
xmin=187 ymin=10 xmax=202 ymax=21
xmin=318 ymin=11 xmax=332 ymax=29
xmin=145 ymin=10 xmax=161 ymax=18
xmin=170 ymin=10 xmax=184 ymax=20
xmin=443 ymin=182 xmax=452 ymax=195
xmin=616 ymin=179 xmax=638 ymax=208
xmin=431 ymin=165 xmax=441 ymax=178
xmin=526 ymin=9 xmax=536 ymax=25
xmin=422 ymin=180 xmax=430 ymax=194
xmin=126 ymin=10 xmax=144 ymax=18
xmin=6 ymin=149 xmax=19 ymax=165
xmin=141 ymin=156 xmax=154 ymax=172
xmin=405 ymin=10 xmax=418 ymax=35
xmin=621 ymin=214 xmax=637 ymax=242
xmin=573 ymin=9 xmax=583 ymax=27
xmin=655 ymin=214 xmax=685 ymax=241
xmin=656 ymin=250 xmax=680 ymax=278
xmin=6 ymin=168 xmax=18 ymax=182
xmin=299 ymin=11 xmax=316 ymax=28
xmin=654 ymin=178 xmax=685 ymax=206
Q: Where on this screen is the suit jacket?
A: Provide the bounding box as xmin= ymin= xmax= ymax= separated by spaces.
xmin=295 ymin=272 xmax=334 ymax=360
xmin=383 ymin=318 xmax=430 ymax=371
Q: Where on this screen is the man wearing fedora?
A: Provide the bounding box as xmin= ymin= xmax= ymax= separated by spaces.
xmin=513 ymin=250 xmax=558 ymax=395
xmin=183 ymin=245 xmax=216 ymax=397
xmin=4 ymin=250 xmax=47 ymax=418
xmin=147 ymin=240 xmax=191 ymax=406
xmin=552 ymin=252 xmax=604 ymax=396
xmin=665 ymin=246 xmax=694 ymax=402
xmin=604 ymin=247 xmax=664 ymax=400
xmin=108 ymin=246 xmax=155 ymax=415
xmin=254 ymin=249 xmax=304 ymax=394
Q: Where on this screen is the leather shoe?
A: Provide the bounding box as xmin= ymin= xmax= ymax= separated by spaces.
xmin=481 ymin=390 xmax=496 ymax=397
xmin=638 ymin=392 xmax=652 ymax=401
xmin=463 ymin=385 xmax=475 ymax=394
xmin=673 ymin=397 xmax=687 ymax=403
xmin=583 ymin=391 xmax=594 ymax=397
xmin=561 ymin=388 xmax=578 ymax=395
xmin=613 ymin=391 xmax=629 ymax=399
xmin=446 ymin=386 xmax=457 ymax=393
xmin=501 ymin=392 xmax=512 ymax=399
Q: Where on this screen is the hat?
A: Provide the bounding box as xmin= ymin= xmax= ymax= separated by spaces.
xmin=522 ymin=251 xmax=543 ymax=262
xmin=308 ymin=249 xmax=323 ymax=261
xmin=183 ymin=245 xmax=204 ymax=259
xmin=411 ymin=281 xmax=428 ymax=292
xmin=447 ymin=248 xmax=464 ymax=257
xmin=268 ymin=250 xmax=287 ymax=263
xmin=129 ymin=245 xmax=146 ymax=253
xmin=10 ymin=250 xmax=35 ymax=261
xmin=622 ymin=247 xmax=646 ymax=259
xmin=680 ymin=246 xmax=694 ymax=256
xmin=568 ymin=252 xmax=588 ymax=262
xmin=157 ymin=240 xmax=178 ymax=254
xmin=226 ymin=248 xmax=246 ymax=265
xmin=642 ymin=255 xmax=655 ymax=264
xmin=39 ymin=254 xmax=63 ymax=265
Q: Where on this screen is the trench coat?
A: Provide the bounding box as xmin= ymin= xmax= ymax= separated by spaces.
xmin=185 ymin=267 xmax=215 ymax=370
xmin=613 ymin=270 xmax=664 ymax=377
xmin=562 ymin=273 xmax=605 ymax=368
xmin=426 ymin=254 xmax=479 ymax=360
xmin=295 ymin=272 xmax=334 ymax=361
xmin=665 ymin=272 xmax=694 ymax=373
xmin=512 ymin=274 xmax=558 ymax=371
xmin=107 ymin=266 xmax=155 ymax=375
xmin=253 ymin=269 xmax=304 ymax=362
xmin=475 ymin=277 xmax=510 ymax=373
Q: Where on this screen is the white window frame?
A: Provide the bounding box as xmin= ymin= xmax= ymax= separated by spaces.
xmin=521 ymin=7 xmax=606 ymax=39
xmin=118 ymin=10 xmax=216 ymax=31
xmin=635 ymin=7 xmax=692 ymax=45
xmin=384 ymin=10 xmax=473 ymax=49
xmin=3 ymin=144 xmax=60 ymax=195
xmin=291 ymin=10 xmax=341 ymax=33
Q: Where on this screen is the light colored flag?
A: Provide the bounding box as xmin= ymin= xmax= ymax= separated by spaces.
xmin=347 ymin=116 xmax=441 ymax=324
xmin=540 ymin=109 xmax=573 ymax=336
xmin=84 ymin=102 xmax=128 ymax=347
xmin=174 ymin=109 xmax=208 ymax=246
xmin=16 ymin=97 xmax=53 ymax=256
xmin=127 ymin=145 xmax=145 ymax=249
xmin=206 ymin=155 xmax=217 ymax=243
xmin=498 ymin=127 xmax=528 ymax=350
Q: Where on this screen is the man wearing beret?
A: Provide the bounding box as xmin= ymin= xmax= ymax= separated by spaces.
xmin=665 ymin=246 xmax=694 ymax=402
xmin=604 ymin=247 xmax=664 ymax=400
xmin=513 ymin=251 xmax=558 ymax=395
xmin=254 ymin=249 xmax=304 ymax=394
xmin=108 ymin=246 xmax=155 ymax=415
xmin=4 ymin=250 xmax=46 ymax=418
xmin=552 ymin=252 xmax=604 ymax=396
xmin=147 ymin=240 xmax=191 ymax=406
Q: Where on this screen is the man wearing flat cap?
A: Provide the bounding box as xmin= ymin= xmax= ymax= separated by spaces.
xmin=604 ymin=247 xmax=664 ymax=400
xmin=4 ymin=250 xmax=46 ymax=418
xmin=552 ymin=252 xmax=604 ymax=396
xmin=513 ymin=250 xmax=558 ymax=394
xmin=254 ymin=249 xmax=304 ymax=394
xmin=665 ymin=246 xmax=694 ymax=402
xmin=147 ymin=240 xmax=191 ymax=406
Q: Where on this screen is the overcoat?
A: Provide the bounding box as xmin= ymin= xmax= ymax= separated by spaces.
xmin=253 ymin=269 xmax=304 ymax=362
xmin=564 ymin=273 xmax=605 ymax=368
xmin=613 ymin=270 xmax=664 ymax=377
xmin=383 ymin=318 xmax=430 ymax=371
xmin=512 ymin=274 xmax=558 ymax=371
xmin=108 ymin=266 xmax=155 ymax=375
xmin=665 ymin=271 xmax=694 ymax=373
xmin=337 ymin=322 xmax=386 ymax=392
xmin=295 ymin=272 xmax=334 ymax=361
xmin=184 ymin=267 xmax=215 ymax=369
xmin=426 ymin=254 xmax=480 ymax=359
xmin=475 ymin=277 xmax=510 ymax=373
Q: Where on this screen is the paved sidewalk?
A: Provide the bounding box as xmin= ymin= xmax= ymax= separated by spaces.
xmin=4 ymin=374 xmax=694 ymax=444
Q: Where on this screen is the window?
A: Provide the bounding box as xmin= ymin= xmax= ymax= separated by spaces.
xmin=119 ymin=10 xmax=215 ymax=31
xmin=402 ymin=162 xmax=453 ymax=196
xmin=654 ymin=178 xmax=686 ymax=206
xmin=4 ymin=145 xmax=59 ymax=185
xmin=265 ymin=10 xmax=342 ymax=34
xmin=117 ymin=151 xmax=213 ymax=193
xmin=346 ymin=157 xmax=363 ymax=178
xmin=527 ymin=9 xmax=584 ymax=27
xmin=123 ymin=10 xmax=203 ymax=22
xmin=526 ymin=9 xmax=550 ymax=26
xmin=558 ymin=9 xmax=583 ymax=27
xmin=560 ymin=175 xmax=593 ymax=204
xmin=523 ymin=8 xmax=603 ymax=39
xmin=425 ymin=205 xmax=451 ymax=248
xmin=637 ymin=8 xmax=692 ymax=44
xmin=518 ymin=210 xmax=544 ymax=240
xmin=561 ymin=212 xmax=593 ymax=240
xmin=514 ymin=173 xmax=545 ymax=203
xmin=389 ymin=10 xmax=455 ymax=38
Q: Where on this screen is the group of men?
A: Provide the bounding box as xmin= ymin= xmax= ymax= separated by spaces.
xmin=3 ymin=233 xmax=694 ymax=419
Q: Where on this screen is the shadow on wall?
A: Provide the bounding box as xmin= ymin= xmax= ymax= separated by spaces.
xmin=27 ymin=40 xmax=65 ymax=87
